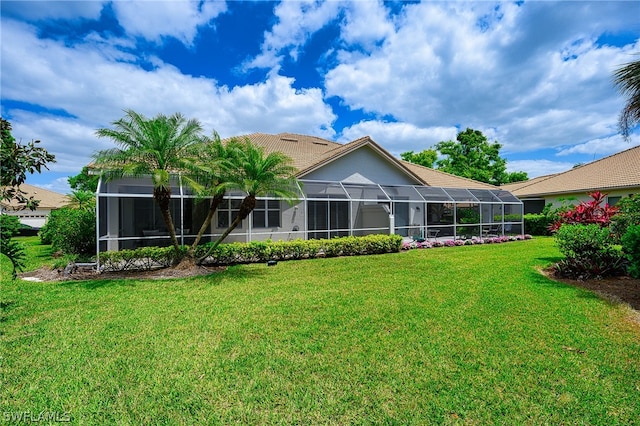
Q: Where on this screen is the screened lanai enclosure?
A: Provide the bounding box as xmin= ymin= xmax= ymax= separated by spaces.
xmin=96 ymin=177 xmax=523 ymax=253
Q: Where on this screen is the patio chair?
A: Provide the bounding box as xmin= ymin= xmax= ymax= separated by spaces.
xmin=426 ymin=229 xmax=440 ymax=241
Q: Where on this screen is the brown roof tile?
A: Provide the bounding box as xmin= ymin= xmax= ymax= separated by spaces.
xmin=508 ymin=144 xmax=640 ymax=197
xmin=1 ymin=183 xmax=69 ymax=209
xmin=400 ymin=161 xmax=498 ymax=189
xmin=229 ymin=132 xmax=498 ymax=190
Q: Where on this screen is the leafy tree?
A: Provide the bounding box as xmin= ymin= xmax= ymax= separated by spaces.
xmin=198 ymin=140 xmax=299 ymax=264
xmin=613 ymin=55 xmax=640 ymax=140
xmin=1 ymin=118 xmax=55 ymax=279
xmin=68 ymin=166 xmax=99 ymax=193
xmin=503 ymin=171 xmax=528 ymax=184
xmin=1 ymin=118 xmax=56 ymax=210
xmin=93 ymin=110 xmax=204 ymax=261
xmin=400 ymin=149 xmax=437 ymax=168
xmin=434 ymin=128 xmax=527 ymax=186
xmin=0 ymin=215 xmax=26 ymax=279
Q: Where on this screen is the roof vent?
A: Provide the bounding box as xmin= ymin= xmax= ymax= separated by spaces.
xmin=312 ymin=141 xmax=328 ymax=146
xmin=281 ymin=137 xmax=298 ymax=142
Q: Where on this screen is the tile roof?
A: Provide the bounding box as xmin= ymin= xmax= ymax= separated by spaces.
xmin=400 ymin=161 xmax=498 ymax=190
xmin=505 ymin=144 xmax=640 ymax=198
xmin=1 ymin=183 xmax=69 ymax=209
xmin=229 ymin=132 xmax=499 ymax=190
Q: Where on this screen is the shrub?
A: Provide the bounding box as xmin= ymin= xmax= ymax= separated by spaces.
xmin=621 ymin=224 xmax=640 ymax=278
xmin=40 ymin=207 xmax=96 ymax=256
xmin=100 ymin=235 xmax=404 ymax=272
xmin=524 ymin=213 xmax=552 ymax=236
xmin=611 ymin=194 xmax=640 ymax=240
xmin=549 ymin=191 xmax=618 ymax=232
xmin=554 ymin=224 xmax=625 ymax=279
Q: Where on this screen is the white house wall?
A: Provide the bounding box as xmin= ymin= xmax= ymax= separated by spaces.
xmin=301 ymin=146 xmax=419 ymax=185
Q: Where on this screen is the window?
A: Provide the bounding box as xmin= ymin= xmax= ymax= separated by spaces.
xmin=253 ymin=200 xmax=280 ymax=228
xmin=217 ymin=199 xmax=243 ymax=229
xmin=607 ymin=196 xmax=622 ymax=206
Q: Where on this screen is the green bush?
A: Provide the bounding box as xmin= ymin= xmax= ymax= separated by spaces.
xmin=554 ymin=224 xmax=625 ymax=279
xmin=611 ymin=194 xmax=640 ymax=241
xmin=524 ymin=213 xmax=552 ymax=236
xmin=99 ymin=235 xmax=404 ymax=272
xmin=40 ymin=207 xmax=96 ymax=256
xmin=621 ymin=224 xmax=640 ymax=278
xmin=100 ymin=246 xmax=187 ymax=272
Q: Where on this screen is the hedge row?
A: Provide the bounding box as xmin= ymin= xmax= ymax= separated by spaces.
xmin=524 ymin=213 xmax=553 ymax=236
xmin=99 ymin=234 xmax=404 ymax=272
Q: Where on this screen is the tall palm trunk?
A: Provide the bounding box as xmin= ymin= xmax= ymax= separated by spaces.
xmin=187 ymin=193 xmax=225 ymax=257
xmin=154 ymin=187 xmax=181 ymax=257
xmin=197 ymin=195 xmax=256 ymax=264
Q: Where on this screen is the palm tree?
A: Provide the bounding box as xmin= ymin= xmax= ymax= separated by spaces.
xmin=614 ymin=55 xmax=640 ymax=140
xmin=184 ymin=134 xmax=244 ymax=257
xmin=197 ymin=139 xmax=299 ymax=264
xmin=65 ymin=190 xmax=95 ymax=210
xmin=93 ymin=110 xmax=203 ymax=258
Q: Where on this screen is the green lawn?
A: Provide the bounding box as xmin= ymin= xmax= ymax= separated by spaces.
xmin=1 ymin=237 xmax=639 ymax=424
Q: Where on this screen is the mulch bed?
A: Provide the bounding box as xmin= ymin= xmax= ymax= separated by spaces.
xmin=20 ymin=263 xmax=225 ymax=282
xmin=542 ymin=267 xmax=640 ymax=311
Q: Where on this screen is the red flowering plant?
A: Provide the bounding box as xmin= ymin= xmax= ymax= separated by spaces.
xmin=549 ymin=191 xmax=619 ymax=232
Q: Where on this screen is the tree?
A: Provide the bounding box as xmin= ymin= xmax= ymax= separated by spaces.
xmin=400 ymin=149 xmax=437 ymax=168
xmin=503 ymin=171 xmax=528 ymax=184
xmin=198 ymin=139 xmax=299 ymax=264
xmin=68 ymin=166 xmax=99 ymax=193
xmin=65 ymin=190 xmax=95 ymax=210
xmin=1 ymin=118 xmax=56 ymax=210
xmin=434 ymin=128 xmax=527 ymax=186
xmin=613 ymin=55 xmax=640 ymax=140
xmin=1 ymin=117 xmax=55 ymax=279
xmin=93 ymin=110 xmax=204 ymax=260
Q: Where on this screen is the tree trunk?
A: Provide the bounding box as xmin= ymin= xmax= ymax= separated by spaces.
xmin=197 ymin=195 xmax=255 ymax=264
xmin=154 ymin=187 xmax=182 ymax=264
xmin=186 ymin=193 xmax=224 ymax=257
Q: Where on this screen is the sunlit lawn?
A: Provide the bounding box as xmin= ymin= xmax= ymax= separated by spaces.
xmin=1 ymin=237 xmax=639 ymax=424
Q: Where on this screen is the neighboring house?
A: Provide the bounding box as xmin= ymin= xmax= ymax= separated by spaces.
xmin=96 ymin=133 xmax=523 ymax=252
xmin=0 ymin=183 xmax=69 ymax=229
xmin=502 ymin=144 xmax=640 ymax=214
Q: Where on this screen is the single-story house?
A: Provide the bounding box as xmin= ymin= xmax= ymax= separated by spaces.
xmin=96 ymin=133 xmax=523 ymax=252
xmin=1 ymin=183 xmax=69 ymax=229
xmin=502 ymin=144 xmax=640 ymax=213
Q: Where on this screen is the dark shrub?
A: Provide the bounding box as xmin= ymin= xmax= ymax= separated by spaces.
xmin=611 ymin=194 xmax=640 ymax=241
xmin=554 ymin=224 xmax=625 ymax=279
xmin=621 ymin=225 xmax=640 ymax=278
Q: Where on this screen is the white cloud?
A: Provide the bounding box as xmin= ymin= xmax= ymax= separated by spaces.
xmin=325 ymin=1 xmax=640 ymax=153
xmin=556 ymin=134 xmax=640 ymax=157
xmin=340 ymin=120 xmax=457 ymax=157
xmin=1 ymin=19 xmax=336 ymax=176
xmin=112 ymin=0 xmax=227 ymax=45
xmin=339 ymin=1 xmax=394 ymax=49
xmin=506 ymin=159 xmax=574 ymax=179
xmin=1 ymin=0 xmax=104 ymax=21
xmin=245 ymin=0 xmax=341 ymax=69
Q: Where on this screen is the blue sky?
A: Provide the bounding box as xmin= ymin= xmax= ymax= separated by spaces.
xmin=2 ymin=0 xmax=639 ymax=194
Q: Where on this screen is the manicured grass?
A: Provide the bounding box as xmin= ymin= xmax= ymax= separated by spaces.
xmin=1 ymin=237 xmax=639 ymax=424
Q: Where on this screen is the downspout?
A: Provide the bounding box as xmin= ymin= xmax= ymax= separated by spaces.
xmin=95 ymin=176 xmax=102 ymax=270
